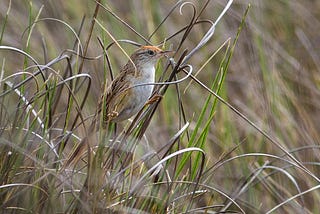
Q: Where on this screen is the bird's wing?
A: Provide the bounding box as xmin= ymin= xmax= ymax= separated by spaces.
xmin=102 ymin=73 xmax=133 ymax=124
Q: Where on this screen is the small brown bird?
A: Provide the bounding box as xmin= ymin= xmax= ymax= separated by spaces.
xmin=64 ymin=46 xmax=170 ymax=167
xmin=101 ymin=45 xmax=170 ymax=126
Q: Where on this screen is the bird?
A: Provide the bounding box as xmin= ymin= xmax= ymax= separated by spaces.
xmin=100 ymin=45 xmax=171 ymax=127
xmin=63 ymin=45 xmax=171 ymax=167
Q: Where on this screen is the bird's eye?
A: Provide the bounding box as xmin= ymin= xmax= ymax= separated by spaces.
xmin=147 ymin=50 xmax=155 ymax=56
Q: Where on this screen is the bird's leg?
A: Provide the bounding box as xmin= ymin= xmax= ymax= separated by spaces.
xmin=107 ymin=111 xmax=119 ymax=119
xmin=145 ymin=94 xmax=163 ymax=106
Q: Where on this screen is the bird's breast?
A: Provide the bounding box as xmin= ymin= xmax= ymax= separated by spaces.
xmin=124 ymin=66 xmax=155 ymax=115
xmin=132 ymin=66 xmax=155 ymax=103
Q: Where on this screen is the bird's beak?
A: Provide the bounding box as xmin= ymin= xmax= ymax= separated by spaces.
xmin=160 ymin=50 xmax=174 ymax=57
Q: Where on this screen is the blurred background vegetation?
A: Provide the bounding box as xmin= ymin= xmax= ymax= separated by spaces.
xmin=0 ymin=0 xmax=320 ymax=213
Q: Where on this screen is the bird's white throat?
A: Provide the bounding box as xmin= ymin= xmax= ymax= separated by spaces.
xmin=140 ymin=63 xmax=155 ymax=83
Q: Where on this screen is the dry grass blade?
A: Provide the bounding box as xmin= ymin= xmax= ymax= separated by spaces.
xmin=129 ymin=147 xmax=205 ymax=195
xmin=95 ymin=0 xmax=150 ymax=44
xmin=182 ymin=0 xmax=233 ymax=64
